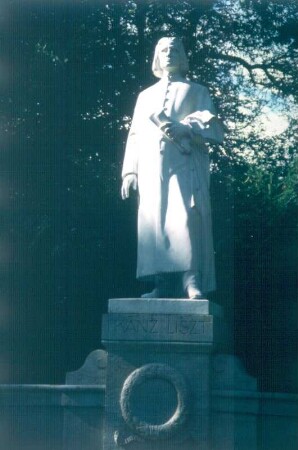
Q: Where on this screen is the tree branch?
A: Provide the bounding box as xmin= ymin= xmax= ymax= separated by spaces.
xmin=205 ymin=49 xmax=284 ymax=88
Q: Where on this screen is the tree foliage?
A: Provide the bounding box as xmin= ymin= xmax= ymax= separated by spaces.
xmin=1 ymin=0 xmax=297 ymax=388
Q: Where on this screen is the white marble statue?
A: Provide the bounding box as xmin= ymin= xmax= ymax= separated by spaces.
xmin=121 ymin=37 xmax=224 ymax=299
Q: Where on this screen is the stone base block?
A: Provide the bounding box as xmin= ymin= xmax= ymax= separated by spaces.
xmin=102 ymin=298 xmax=224 ymax=450
xmin=103 ymin=349 xmax=211 ymax=450
xmin=108 ymin=298 xmax=223 ymax=317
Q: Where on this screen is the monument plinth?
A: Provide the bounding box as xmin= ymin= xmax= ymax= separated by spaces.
xmin=102 ymin=298 xmax=227 ymax=450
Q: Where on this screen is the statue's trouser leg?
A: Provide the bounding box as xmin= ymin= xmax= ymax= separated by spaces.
xmin=142 ymin=273 xmax=201 ymax=298
xmin=155 ymin=274 xmax=174 ymax=298
xmin=140 ymin=274 xmax=173 ymax=298
xmin=182 ymin=271 xmax=203 ymax=299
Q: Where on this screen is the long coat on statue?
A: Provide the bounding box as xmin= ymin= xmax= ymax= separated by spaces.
xmin=122 ymin=75 xmax=224 ymax=293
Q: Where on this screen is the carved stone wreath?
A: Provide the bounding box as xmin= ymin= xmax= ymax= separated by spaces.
xmin=120 ymin=363 xmax=189 ymax=440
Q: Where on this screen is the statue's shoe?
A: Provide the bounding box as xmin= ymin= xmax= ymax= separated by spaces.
xmin=141 ymin=288 xmax=160 ymax=298
xmin=187 ymin=285 xmax=204 ymax=300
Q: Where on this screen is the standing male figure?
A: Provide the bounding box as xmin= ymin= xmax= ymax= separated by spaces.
xmin=121 ymin=37 xmax=224 ymax=299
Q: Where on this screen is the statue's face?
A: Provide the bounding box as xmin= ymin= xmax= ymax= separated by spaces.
xmin=158 ymin=40 xmax=181 ymax=74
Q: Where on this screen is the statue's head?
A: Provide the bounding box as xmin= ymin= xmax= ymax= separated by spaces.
xmin=152 ymin=37 xmax=189 ymax=78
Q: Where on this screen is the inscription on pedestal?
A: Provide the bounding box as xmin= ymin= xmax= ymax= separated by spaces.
xmin=102 ymin=313 xmax=214 ymax=343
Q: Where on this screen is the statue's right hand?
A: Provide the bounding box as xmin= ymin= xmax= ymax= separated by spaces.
xmin=121 ymin=174 xmax=137 ymax=199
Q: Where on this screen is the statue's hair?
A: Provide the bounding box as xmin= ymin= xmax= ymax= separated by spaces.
xmin=152 ymin=37 xmax=189 ymax=78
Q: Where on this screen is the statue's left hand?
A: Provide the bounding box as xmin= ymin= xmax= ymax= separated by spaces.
xmin=162 ymin=122 xmax=192 ymax=141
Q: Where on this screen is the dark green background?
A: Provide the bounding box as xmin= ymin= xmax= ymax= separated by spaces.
xmin=1 ymin=0 xmax=297 ymax=391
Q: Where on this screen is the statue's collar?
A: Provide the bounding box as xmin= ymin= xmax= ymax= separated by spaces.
xmin=160 ymin=73 xmax=184 ymax=83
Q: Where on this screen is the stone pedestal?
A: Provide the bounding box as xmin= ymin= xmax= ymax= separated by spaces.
xmin=102 ymin=298 xmax=226 ymax=450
